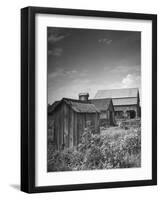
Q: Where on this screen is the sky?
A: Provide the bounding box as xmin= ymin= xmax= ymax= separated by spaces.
xmin=47 ymin=27 xmax=141 ymax=104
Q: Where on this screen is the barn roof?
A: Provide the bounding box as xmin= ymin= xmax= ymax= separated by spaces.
xmin=112 ymin=98 xmax=137 ymax=106
xmin=94 ymin=88 xmax=138 ymax=99
xmin=90 ymin=98 xmax=112 ymax=111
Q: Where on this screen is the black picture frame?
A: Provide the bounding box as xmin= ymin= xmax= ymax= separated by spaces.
xmin=21 ymin=6 xmax=157 ymax=193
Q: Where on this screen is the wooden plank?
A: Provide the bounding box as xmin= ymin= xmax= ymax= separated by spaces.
xmin=68 ymin=105 xmax=70 ymax=148
xmin=61 ymin=105 xmax=64 ymax=149
xmin=64 ymin=103 xmax=68 ymax=148
xmin=55 ymin=111 xmax=59 ymax=150
xmin=77 ymin=114 xmax=79 ymax=146
xmin=73 ymin=112 xmax=75 ymax=147
xmin=74 ymin=113 xmax=77 ymax=147
xmin=58 ymin=111 xmax=61 ymax=150
xmin=69 ymin=110 xmax=74 ymax=148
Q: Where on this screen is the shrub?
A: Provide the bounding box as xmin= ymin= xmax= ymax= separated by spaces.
xmin=47 ymin=126 xmax=141 ymax=172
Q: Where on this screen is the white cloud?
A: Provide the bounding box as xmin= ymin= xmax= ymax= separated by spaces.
xmin=48 ymin=28 xmax=71 ymax=43
xmin=48 ymin=34 xmax=65 ymax=43
xmin=48 ymin=71 xmax=141 ymax=104
xmin=48 ymin=48 xmax=63 ymax=56
xmin=105 ymin=65 xmax=140 ymax=75
xmin=122 ymin=74 xmax=141 ymax=88
xmin=98 ymin=38 xmax=112 ymax=45
xmin=48 ymin=68 xmax=65 ymax=79
xmin=66 ymin=70 xmax=77 ymax=75
xmin=48 ymin=68 xmax=88 ymax=81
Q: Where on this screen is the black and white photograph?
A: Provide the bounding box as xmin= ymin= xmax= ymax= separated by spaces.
xmin=20 ymin=6 xmax=157 ymax=193
xmin=47 ymin=27 xmax=141 ymax=172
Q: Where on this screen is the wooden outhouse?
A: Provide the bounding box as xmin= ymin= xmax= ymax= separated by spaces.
xmin=48 ymin=98 xmax=100 ymax=150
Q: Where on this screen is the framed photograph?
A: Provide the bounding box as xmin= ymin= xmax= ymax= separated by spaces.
xmin=21 ymin=6 xmax=157 ymax=193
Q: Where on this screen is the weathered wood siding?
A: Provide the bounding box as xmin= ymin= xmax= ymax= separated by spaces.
xmin=73 ymin=112 xmax=100 ymax=147
xmin=107 ymin=102 xmax=115 ymax=125
xmin=99 ymin=102 xmax=115 ymax=127
xmin=48 ymin=102 xmax=100 ymax=150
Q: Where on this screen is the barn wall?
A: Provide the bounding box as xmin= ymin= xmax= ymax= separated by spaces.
xmin=137 ymin=99 xmax=141 ymax=117
xmin=99 ymin=102 xmax=115 ymax=127
xmin=114 ymin=105 xmax=139 ymax=119
xmin=108 ymin=102 xmax=115 ymax=125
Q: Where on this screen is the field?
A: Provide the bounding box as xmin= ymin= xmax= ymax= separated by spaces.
xmin=48 ymin=120 xmax=141 ymax=172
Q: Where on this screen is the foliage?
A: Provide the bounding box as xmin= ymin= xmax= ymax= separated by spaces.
xmin=48 ymin=125 xmax=141 ymax=172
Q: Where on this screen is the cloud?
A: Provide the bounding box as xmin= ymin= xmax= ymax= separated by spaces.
xmin=48 ymin=28 xmax=71 ymax=44
xmin=122 ymin=74 xmax=141 ymax=88
xmin=48 ymin=68 xmax=65 ymax=79
xmin=48 ymin=34 xmax=65 ymax=43
xmin=48 ymin=48 xmax=63 ymax=56
xmin=48 ymin=68 xmax=85 ymax=80
xmin=48 ymin=73 xmax=141 ymax=104
xmin=98 ymin=38 xmax=112 ymax=45
xmin=105 ymin=65 xmax=140 ymax=74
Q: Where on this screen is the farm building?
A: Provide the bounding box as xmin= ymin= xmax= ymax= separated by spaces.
xmin=90 ymin=98 xmax=115 ymax=127
xmin=48 ymin=97 xmax=100 ymax=150
xmin=94 ymin=88 xmax=141 ymax=120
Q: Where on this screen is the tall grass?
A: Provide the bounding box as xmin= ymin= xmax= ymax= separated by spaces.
xmin=48 ymin=126 xmax=141 ymax=172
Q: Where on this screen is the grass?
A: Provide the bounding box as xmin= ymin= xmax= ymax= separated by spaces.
xmin=48 ymin=121 xmax=141 ymax=172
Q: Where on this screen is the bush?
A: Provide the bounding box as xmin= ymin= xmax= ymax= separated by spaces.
xmin=47 ymin=126 xmax=141 ymax=172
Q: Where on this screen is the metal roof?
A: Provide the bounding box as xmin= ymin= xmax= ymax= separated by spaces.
xmin=112 ymin=98 xmax=137 ymax=106
xmin=94 ymin=88 xmax=138 ymax=99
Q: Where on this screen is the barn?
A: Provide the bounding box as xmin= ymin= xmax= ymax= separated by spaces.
xmin=94 ymin=88 xmax=141 ymax=120
xmin=48 ymin=97 xmax=100 ymax=150
xmin=90 ymin=98 xmax=115 ymax=127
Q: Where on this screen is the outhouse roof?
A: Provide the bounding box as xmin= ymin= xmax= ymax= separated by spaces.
xmin=48 ymin=98 xmax=100 ymax=114
xmin=64 ymin=98 xmax=100 ymax=113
